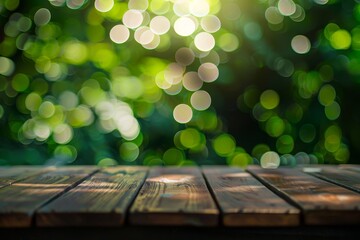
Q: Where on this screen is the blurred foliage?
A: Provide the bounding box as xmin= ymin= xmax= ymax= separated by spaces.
xmin=0 ymin=0 xmax=360 ymax=167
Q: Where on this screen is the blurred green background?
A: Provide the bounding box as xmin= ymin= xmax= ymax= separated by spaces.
xmin=1 ymin=0 xmax=360 ymax=167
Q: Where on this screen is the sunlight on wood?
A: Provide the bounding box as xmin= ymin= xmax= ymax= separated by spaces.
xmin=147 ymin=174 xmax=194 ymax=183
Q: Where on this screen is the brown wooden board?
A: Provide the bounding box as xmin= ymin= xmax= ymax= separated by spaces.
xmin=129 ymin=167 xmax=219 ymax=226
xmin=0 ymin=166 xmax=97 ymax=227
xmin=36 ymin=167 xmax=147 ymax=227
xmin=0 ymin=166 xmax=51 ymax=189
xmin=248 ymin=166 xmax=360 ymax=225
xmin=339 ymin=164 xmax=360 ymax=173
xmin=202 ymin=166 xmax=300 ymax=227
xmin=303 ymin=166 xmax=360 ymax=193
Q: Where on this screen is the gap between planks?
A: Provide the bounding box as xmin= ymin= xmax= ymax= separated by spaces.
xmin=247 ymin=166 xmax=360 ymax=225
xmin=301 ymin=165 xmax=360 ymax=194
xmin=1 ymin=165 xmax=360 ymax=228
xmin=202 ymin=166 xmax=300 ymax=227
xmin=36 ymin=166 xmax=148 ymax=227
xmin=0 ymin=166 xmax=98 ymax=227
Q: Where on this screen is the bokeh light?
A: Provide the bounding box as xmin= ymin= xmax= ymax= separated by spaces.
xmin=278 ymin=0 xmax=296 ymax=16
xmin=110 ymin=25 xmax=130 ymax=44
xmin=163 ymin=148 xmax=184 ymax=165
xmin=150 ymin=0 xmax=169 ymax=15
xmin=260 ymin=90 xmax=280 ymax=110
xmin=198 ymin=62 xmax=219 ymax=82
xmin=194 ymin=32 xmax=215 ymax=52
xmin=318 ymin=84 xmax=336 ymax=106
xmin=0 ymin=0 xmax=358 ymax=166
xmin=218 ymin=33 xmax=239 ymax=52
xmin=182 ymin=71 xmax=203 ymax=91
xmin=34 ymin=8 xmax=51 ymax=26
xmin=179 ymin=128 xmax=201 ymax=149
xmin=0 ymin=57 xmax=15 ymax=76
xmin=190 ymin=0 xmax=209 ymax=17
xmin=291 ymin=35 xmax=311 ymax=54
xmin=190 ymin=90 xmax=211 ymax=111
xmin=201 ymin=15 xmax=221 ymax=33
xmin=330 ymin=30 xmax=351 ymax=50
xmin=128 ymin=0 xmax=148 ymax=11
xmin=120 ymin=142 xmax=139 ymax=162
xmin=94 ymin=0 xmax=114 ymax=13
xmin=174 ymin=16 xmax=196 ymax=36
xmin=150 ymin=16 xmax=170 ymax=35
xmin=260 ymin=151 xmax=280 ymax=169
xmin=173 ymin=104 xmax=193 ymax=124
xmin=265 ymin=7 xmax=284 ymax=25
xmin=213 ymin=134 xmax=236 ymax=157
xmin=123 ymin=9 xmax=143 ymax=29
xmin=175 ymin=47 xmax=195 ymax=66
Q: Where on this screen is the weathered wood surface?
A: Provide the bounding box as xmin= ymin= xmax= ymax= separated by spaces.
xmin=0 ymin=165 xmax=360 ymax=228
xmin=129 ymin=167 xmax=219 ymax=226
xmin=303 ymin=166 xmax=360 ymax=193
xmin=0 ymin=166 xmax=97 ymax=227
xmin=36 ymin=167 xmax=147 ymax=226
xmin=248 ymin=166 xmax=360 ymax=225
xmin=339 ymin=164 xmax=360 ymax=173
xmin=0 ymin=166 xmax=51 ymax=189
xmin=203 ymin=166 xmax=300 ymax=226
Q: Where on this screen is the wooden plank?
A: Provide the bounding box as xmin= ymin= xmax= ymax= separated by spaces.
xmin=0 ymin=166 xmax=97 ymax=227
xmin=303 ymin=166 xmax=360 ymax=193
xmin=248 ymin=166 xmax=360 ymax=225
xmin=339 ymin=164 xmax=360 ymax=173
xmin=129 ymin=167 xmax=219 ymax=226
xmin=36 ymin=167 xmax=147 ymax=227
xmin=202 ymin=166 xmax=300 ymax=226
xmin=0 ymin=166 xmax=51 ymax=189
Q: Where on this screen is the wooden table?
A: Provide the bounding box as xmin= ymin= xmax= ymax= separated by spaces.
xmin=0 ymin=165 xmax=359 ymax=239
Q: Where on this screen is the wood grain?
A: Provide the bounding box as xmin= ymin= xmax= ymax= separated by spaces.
xmin=339 ymin=164 xmax=360 ymax=173
xmin=0 ymin=166 xmax=51 ymax=189
xmin=129 ymin=167 xmax=219 ymax=226
xmin=36 ymin=167 xmax=147 ymax=227
xmin=303 ymin=166 xmax=360 ymax=193
xmin=248 ymin=166 xmax=360 ymax=225
xmin=203 ymin=166 xmax=300 ymax=226
xmin=0 ymin=166 xmax=97 ymax=227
